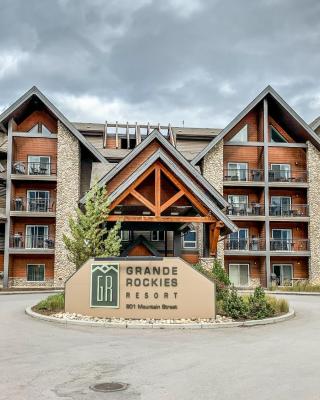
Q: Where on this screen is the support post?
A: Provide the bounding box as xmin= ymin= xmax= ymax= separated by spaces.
xmin=173 ymin=231 xmax=181 ymax=257
xmin=209 ymin=221 xmax=223 ymax=256
xmin=3 ymin=118 xmax=13 ymax=287
xmin=263 ymin=98 xmax=271 ymax=287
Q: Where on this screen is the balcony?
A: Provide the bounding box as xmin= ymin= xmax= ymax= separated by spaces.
xmin=224 ymin=237 xmax=265 ymax=252
xmin=269 ymin=204 xmax=308 ymax=219
xmin=9 ymin=234 xmax=55 ymax=254
xmin=11 ymin=161 xmax=57 ymax=181
xmin=0 ymin=234 xmax=4 ymax=250
xmin=224 ymin=169 xmax=264 ymax=186
xmin=268 ymin=170 xmax=307 ymax=185
xmin=226 ymin=203 xmax=264 ymax=220
xmin=270 ymin=239 xmax=309 ymax=253
xmin=10 ymin=197 xmax=56 ymax=217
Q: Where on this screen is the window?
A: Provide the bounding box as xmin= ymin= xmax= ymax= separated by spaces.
xmin=270 ymin=126 xmax=287 ymax=143
xmin=229 ymin=264 xmax=249 ymax=286
xmin=27 ymin=264 xmax=45 ymax=281
xmin=227 ymin=162 xmax=248 ymax=181
xmin=271 ymin=229 xmax=292 ymax=251
xmin=228 ymin=229 xmax=248 ymax=250
xmin=27 ymin=123 xmax=52 ymax=135
xmin=229 ymin=125 xmax=248 ymax=143
xmin=270 ymin=164 xmax=291 ymax=181
xmin=25 ymin=225 xmax=49 ymax=249
xmin=120 ymin=138 xmax=136 ymax=149
xmin=151 ymin=231 xmax=165 ymax=241
xmin=120 ymin=230 xmax=131 ymax=241
xmin=228 ymin=195 xmax=248 ymax=214
xmin=27 ymin=191 xmax=50 ymax=212
xmin=273 ymin=264 xmax=293 ymax=286
xmin=182 ymin=230 xmax=197 ymax=248
xmin=270 ymin=196 xmax=291 ymax=216
xmin=28 ymin=156 xmax=51 ymax=175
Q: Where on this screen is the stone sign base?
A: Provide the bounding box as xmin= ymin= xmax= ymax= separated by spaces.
xmin=65 ymin=257 xmax=215 ymax=319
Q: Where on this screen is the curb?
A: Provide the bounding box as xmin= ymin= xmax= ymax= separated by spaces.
xmin=238 ymin=290 xmax=320 ymax=297
xmin=0 ymin=290 xmax=63 ymax=296
xmin=25 ymin=307 xmax=295 ymax=329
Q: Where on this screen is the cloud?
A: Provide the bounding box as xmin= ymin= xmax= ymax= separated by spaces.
xmin=0 ymin=0 xmax=320 ymax=126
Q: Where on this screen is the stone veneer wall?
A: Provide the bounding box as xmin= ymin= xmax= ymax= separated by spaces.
xmin=9 ymin=278 xmax=54 ymax=288
xmin=307 ymin=141 xmax=320 ymax=284
xmin=202 ymin=140 xmax=224 ymax=262
xmin=54 ymin=121 xmax=81 ymax=287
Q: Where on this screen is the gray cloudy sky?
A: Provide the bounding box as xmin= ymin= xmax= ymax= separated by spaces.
xmin=0 ymin=0 xmax=320 ymax=128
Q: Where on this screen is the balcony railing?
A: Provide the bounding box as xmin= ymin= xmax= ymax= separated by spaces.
xmin=11 ymin=198 xmax=55 ymax=212
xmin=224 ymin=169 xmax=264 ymax=182
xmin=269 ymin=204 xmax=308 ymax=217
xmin=12 ymin=161 xmax=56 ymax=176
xmin=0 ymin=234 xmax=4 ymax=250
xmin=270 ymin=239 xmax=309 ymax=252
xmin=268 ymin=170 xmax=307 ymax=183
xmin=10 ymin=235 xmax=55 ymax=249
xmin=226 ymin=203 xmax=264 ymax=216
xmin=224 ymin=238 xmax=265 ymax=251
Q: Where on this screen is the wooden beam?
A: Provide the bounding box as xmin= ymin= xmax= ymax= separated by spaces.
xmin=103 ymin=121 xmax=108 ymax=148
xmin=110 ymin=165 xmax=156 ymax=210
xmin=131 ymin=189 xmax=155 ymax=213
xmin=155 ymin=165 xmax=161 ymax=215
xmin=126 ymin=121 xmax=129 ymax=149
xmin=160 ymin=190 xmax=184 ymax=213
xmin=135 ymin=122 xmax=141 ymax=145
xmin=209 ymin=221 xmax=224 ymax=256
xmin=108 ymin=215 xmax=217 ymax=223
xmin=115 ymin=121 xmax=119 ymax=149
xmin=160 ymin=166 xmax=209 ymax=216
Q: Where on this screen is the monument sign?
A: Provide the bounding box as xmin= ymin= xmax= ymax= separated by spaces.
xmin=65 ymin=257 xmax=215 ymax=319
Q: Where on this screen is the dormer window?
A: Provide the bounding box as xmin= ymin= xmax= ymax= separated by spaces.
xmin=27 ymin=123 xmax=53 ymax=135
xmin=270 ymin=126 xmax=287 ymax=143
xmin=230 ymin=125 xmax=248 ymax=143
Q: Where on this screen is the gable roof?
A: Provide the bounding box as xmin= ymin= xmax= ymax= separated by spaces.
xmin=192 ymin=85 xmax=320 ymax=165
xmin=310 ymin=116 xmax=320 ymax=131
xmin=120 ymin=235 xmax=161 ymax=257
xmin=81 ymin=129 xmax=228 ymax=209
xmin=0 ymin=86 xmax=107 ymax=163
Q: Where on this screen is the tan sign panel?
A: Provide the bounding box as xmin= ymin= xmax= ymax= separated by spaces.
xmin=65 ymin=257 xmax=215 ymax=319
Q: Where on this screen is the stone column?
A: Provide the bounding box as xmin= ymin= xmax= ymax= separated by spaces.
xmin=307 ymin=141 xmax=320 ymax=284
xmin=54 ymin=121 xmax=80 ymax=287
xmin=202 ymin=140 xmax=224 ymax=263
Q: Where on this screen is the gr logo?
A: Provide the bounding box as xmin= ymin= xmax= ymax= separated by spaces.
xmin=90 ymin=263 xmax=119 ymax=308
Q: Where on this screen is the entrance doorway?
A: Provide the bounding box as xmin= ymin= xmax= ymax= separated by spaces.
xmin=273 ymin=264 xmax=293 ymax=286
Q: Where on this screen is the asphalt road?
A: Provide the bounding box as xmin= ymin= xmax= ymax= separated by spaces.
xmin=1 ymin=293 xmax=320 ymax=400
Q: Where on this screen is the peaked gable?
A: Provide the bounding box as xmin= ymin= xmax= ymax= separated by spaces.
xmin=82 ymin=129 xmax=228 ymax=209
xmin=192 ymin=85 xmax=320 ymax=165
xmin=0 ymin=86 xmax=107 ymax=163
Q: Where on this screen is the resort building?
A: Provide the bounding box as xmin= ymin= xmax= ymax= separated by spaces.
xmin=0 ymin=85 xmax=319 ymax=288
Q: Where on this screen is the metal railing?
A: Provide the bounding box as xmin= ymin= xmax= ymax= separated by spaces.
xmin=12 ymin=161 xmax=56 ymax=176
xmin=270 ymin=239 xmax=309 ymax=252
xmin=226 ymin=203 xmax=264 ymax=216
xmin=11 ymin=198 xmax=55 ymax=212
xmin=224 ymin=237 xmax=265 ymax=251
xmin=10 ymin=235 xmax=55 ymax=249
xmin=269 ymin=204 xmax=308 ymax=217
xmin=268 ymin=169 xmax=307 ymax=183
xmin=224 ymin=169 xmax=264 ymax=182
xmin=0 ymin=234 xmax=4 ymax=250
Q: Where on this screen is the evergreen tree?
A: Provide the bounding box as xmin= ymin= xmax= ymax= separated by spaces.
xmin=63 ymin=183 xmax=121 ymax=269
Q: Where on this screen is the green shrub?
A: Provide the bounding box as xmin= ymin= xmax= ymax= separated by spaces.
xmin=35 ymin=293 xmax=64 ymax=312
xmin=222 ymin=287 xmax=248 ymax=319
xmin=245 ymin=287 xmax=274 ymax=319
xmin=193 ymin=260 xmax=230 ymax=301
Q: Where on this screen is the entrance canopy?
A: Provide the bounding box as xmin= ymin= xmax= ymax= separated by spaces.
xmin=82 ymin=129 xmax=237 ymax=256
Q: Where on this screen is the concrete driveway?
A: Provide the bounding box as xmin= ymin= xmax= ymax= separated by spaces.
xmin=0 ymin=293 xmax=319 ymax=400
